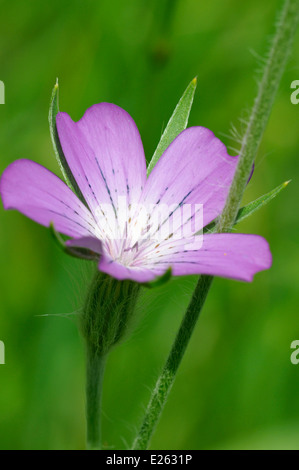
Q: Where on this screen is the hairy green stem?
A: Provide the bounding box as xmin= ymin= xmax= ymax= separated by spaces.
xmin=131 ymin=0 xmax=299 ymax=450
xmin=85 ymin=344 xmax=106 ymax=450
xmin=217 ymin=0 xmax=299 ymax=232
xmin=132 ymin=276 xmax=213 ymax=450
xmin=82 ymin=270 xmax=140 ymax=450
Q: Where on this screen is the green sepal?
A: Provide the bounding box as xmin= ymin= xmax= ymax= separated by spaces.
xmin=48 ymin=79 xmax=86 ymax=204
xmin=49 ymin=221 xmax=67 ymax=249
xmin=82 ymin=271 xmax=140 ymax=355
xmin=147 ymin=77 xmax=197 ymax=176
xmin=49 ymin=222 xmax=98 ymax=260
xmin=204 ymin=180 xmax=290 ymax=233
xmin=142 ymin=267 xmax=172 ymax=289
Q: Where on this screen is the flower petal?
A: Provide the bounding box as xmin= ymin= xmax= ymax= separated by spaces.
xmin=65 ymin=236 xmax=102 ymax=260
xmin=142 ymin=233 xmax=272 ymax=282
xmin=0 ymin=159 xmax=97 ymax=238
xmin=66 ymin=236 xmax=102 ymax=254
xmin=56 ymin=103 xmax=147 ymax=238
xmin=99 ymin=252 xmax=165 ymax=283
xmin=141 ymin=127 xmax=239 ymax=237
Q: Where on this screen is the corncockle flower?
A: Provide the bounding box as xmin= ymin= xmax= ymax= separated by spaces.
xmin=0 ymin=0 xmax=295 ymax=450
xmin=0 ymin=103 xmax=271 ymax=284
xmin=0 ymin=100 xmax=272 ymax=450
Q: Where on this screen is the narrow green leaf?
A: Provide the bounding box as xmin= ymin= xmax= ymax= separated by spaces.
xmin=147 ymin=77 xmax=197 ymax=176
xmin=205 ymin=180 xmax=290 ymax=233
xmin=48 ymin=79 xmax=86 ymax=204
xmin=234 ymin=180 xmax=290 ymax=225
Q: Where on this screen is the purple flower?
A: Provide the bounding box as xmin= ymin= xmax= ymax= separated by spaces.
xmin=0 ymin=103 xmax=271 ymax=283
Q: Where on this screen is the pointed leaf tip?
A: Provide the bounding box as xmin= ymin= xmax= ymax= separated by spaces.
xmin=204 ymin=180 xmax=290 ymax=234
xmin=234 ymin=180 xmax=290 ymax=225
xmin=147 ymin=77 xmax=197 ymax=176
xmin=48 ymin=82 xmax=86 ymax=205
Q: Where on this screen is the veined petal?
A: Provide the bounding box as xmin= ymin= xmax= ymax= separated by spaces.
xmin=99 ymin=252 xmax=165 ymax=283
xmin=65 ymin=236 xmax=102 ymax=260
xmin=66 ymin=236 xmax=102 ymax=253
xmin=141 ymin=127 xmax=239 ymax=238
xmin=142 ymin=234 xmax=272 ymax=282
xmin=0 ymin=159 xmax=97 ymax=238
xmin=56 ymin=103 xmax=147 ymax=238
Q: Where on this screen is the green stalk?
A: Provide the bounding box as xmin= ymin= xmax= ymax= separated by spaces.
xmin=85 ymin=345 xmax=106 ymax=450
xmin=217 ymin=0 xmax=299 ymax=232
xmin=82 ymin=270 xmax=140 ymax=450
xmin=131 ymin=0 xmax=299 ymax=450
xmin=132 ymin=276 xmax=213 ymax=450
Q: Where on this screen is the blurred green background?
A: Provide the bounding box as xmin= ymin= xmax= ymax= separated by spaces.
xmin=0 ymin=0 xmax=298 ymax=450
